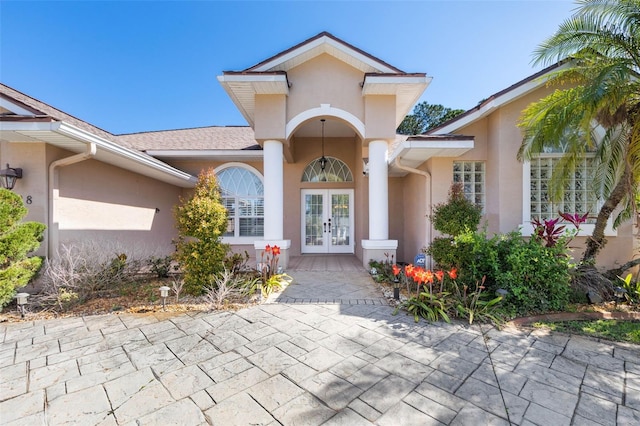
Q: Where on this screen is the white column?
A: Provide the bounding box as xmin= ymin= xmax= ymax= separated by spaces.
xmin=368 ymin=139 xmax=389 ymax=240
xmin=263 ymin=139 xmax=284 ymax=240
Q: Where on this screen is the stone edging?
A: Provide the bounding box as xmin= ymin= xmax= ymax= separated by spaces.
xmin=508 ymin=310 xmax=640 ymax=327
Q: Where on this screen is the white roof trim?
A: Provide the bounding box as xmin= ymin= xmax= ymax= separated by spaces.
xmin=3 ymin=121 xmax=196 ymax=187
xmin=54 ymin=123 xmax=196 ymax=183
xmin=286 ymin=104 xmax=365 ymax=140
xmin=435 ymin=83 xmax=539 ymax=134
xmin=362 ymin=75 xmax=431 ymax=92
xmin=0 ymin=97 xmax=39 ymax=116
xmin=434 ymin=63 xmax=569 ymax=135
xmin=252 ymin=34 xmax=398 ymax=73
xmin=387 ymin=138 xmax=474 ymax=176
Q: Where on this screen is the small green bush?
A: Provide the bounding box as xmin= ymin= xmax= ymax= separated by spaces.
xmin=427 ymin=229 xmax=502 ymax=287
xmin=495 ymin=238 xmax=571 ymax=315
xmin=431 ymin=183 xmax=482 ymax=237
xmin=0 ymin=189 xmax=45 ymax=309
xmin=174 ymin=169 xmax=230 ymax=294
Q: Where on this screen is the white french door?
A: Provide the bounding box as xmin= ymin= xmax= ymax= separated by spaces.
xmin=301 ymin=189 xmax=354 ymax=254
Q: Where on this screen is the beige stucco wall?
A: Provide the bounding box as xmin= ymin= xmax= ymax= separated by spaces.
xmin=53 ymin=158 xmax=182 ymax=258
xmin=286 ymin=54 xmax=364 ymax=123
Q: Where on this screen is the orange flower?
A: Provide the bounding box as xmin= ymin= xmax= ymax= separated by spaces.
xmin=447 ymin=268 xmax=458 ymax=280
xmin=265 ymin=244 xmax=272 ymax=254
xmin=272 ymin=245 xmax=281 ymax=255
xmin=425 ymin=270 xmax=434 ymax=284
xmin=435 ymin=270 xmax=444 ymax=282
xmin=392 ymin=264 xmax=401 ymax=276
xmin=405 ymin=264 xmax=415 ymax=279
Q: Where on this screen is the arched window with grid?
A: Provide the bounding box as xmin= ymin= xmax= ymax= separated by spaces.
xmin=301 ymin=157 xmax=353 ymax=182
xmin=216 ymin=165 xmax=264 ymax=240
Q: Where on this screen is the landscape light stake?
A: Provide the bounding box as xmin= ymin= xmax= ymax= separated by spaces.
xmin=159 ymin=286 xmax=170 ymax=310
xmin=613 ymin=287 xmax=627 ymax=306
xmin=15 ymin=293 xmax=29 ymax=319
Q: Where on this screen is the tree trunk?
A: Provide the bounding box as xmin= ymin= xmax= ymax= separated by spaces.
xmin=581 ymin=165 xmax=631 ymax=264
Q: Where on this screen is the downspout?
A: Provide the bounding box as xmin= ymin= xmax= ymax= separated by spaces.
xmin=47 ymin=143 xmax=97 ymax=258
xmin=394 ymin=157 xmax=433 ymax=269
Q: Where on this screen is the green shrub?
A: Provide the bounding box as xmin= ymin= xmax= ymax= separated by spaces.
xmin=148 ymin=255 xmax=174 ymax=278
xmin=495 ymin=238 xmax=572 ymax=316
xmin=0 ymin=189 xmax=45 ymax=309
xmin=427 ymin=227 xmax=572 ymax=316
xmin=174 ymin=169 xmax=230 ymax=294
xmin=427 ymin=229 xmax=502 ymax=287
xmin=431 ymin=183 xmax=482 ymax=237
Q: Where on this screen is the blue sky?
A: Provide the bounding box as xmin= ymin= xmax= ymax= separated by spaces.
xmin=1 ymin=0 xmax=576 ymax=134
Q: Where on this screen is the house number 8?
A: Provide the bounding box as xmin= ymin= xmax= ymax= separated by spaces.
xmin=26 ymin=196 xmax=33 ymax=205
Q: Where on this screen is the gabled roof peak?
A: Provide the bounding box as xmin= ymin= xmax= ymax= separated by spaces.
xmin=242 ymin=31 xmax=405 ymax=75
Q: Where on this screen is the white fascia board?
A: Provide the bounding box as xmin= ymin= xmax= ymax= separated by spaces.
xmin=54 ymin=122 xmax=197 ymax=185
xmin=217 ymin=74 xmax=288 ymax=85
xmin=435 ymin=76 xmax=550 ymax=134
xmin=252 ymin=35 xmax=398 ymax=73
xmin=147 ymin=150 xmax=264 ymax=160
xmin=0 ymin=98 xmax=40 ymax=116
xmin=0 ymin=121 xmax=57 ymax=131
xmin=362 ymin=75 xmax=431 ymax=92
xmin=324 ymin=37 xmax=398 ymax=73
xmin=387 ymin=139 xmax=474 ymax=163
xmin=252 ymin=37 xmax=326 ymax=71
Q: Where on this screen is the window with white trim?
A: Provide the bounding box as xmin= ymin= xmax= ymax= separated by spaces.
xmin=216 ymin=166 xmax=264 ymax=240
xmin=529 ymin=155 xmax=598 ymax=224
xmin=453 ymin=161 xmax=485 ymax=211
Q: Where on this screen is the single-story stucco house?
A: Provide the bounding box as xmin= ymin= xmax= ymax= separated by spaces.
xmin=0 ymin=32 xmax=635 ymax=271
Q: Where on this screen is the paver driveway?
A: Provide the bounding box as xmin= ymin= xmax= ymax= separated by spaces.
xmin=1 ymin=267 xmax=639 ymax=425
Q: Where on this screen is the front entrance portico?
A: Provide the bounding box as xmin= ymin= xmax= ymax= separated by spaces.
xmin=217 ymin=32 xmax=430 ymax=270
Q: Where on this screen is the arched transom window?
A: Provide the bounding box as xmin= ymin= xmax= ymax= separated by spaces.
xmin=302 ymin=157 xmax=353 ymax=182
xmin=216 ymin=166 xmax=264 ymax=239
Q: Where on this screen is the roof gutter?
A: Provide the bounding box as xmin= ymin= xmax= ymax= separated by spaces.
xmin=54 ymin=122 xmax=197 ymax=185
xmin=393 ymin=157 xmax=433 ymax=269
xmin=47 ymin=142 xmax=97 ymax=258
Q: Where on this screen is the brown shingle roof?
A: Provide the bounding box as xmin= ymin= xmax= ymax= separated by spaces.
xmin=0 ymin=83 xmax=133 ymax=148
xmin=1 ymin=83 xmax=259 ymax=152
xmin=118 ymin=126 xmax=258 ymax=151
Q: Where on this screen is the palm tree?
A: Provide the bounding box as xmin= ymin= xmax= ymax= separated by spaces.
xmin=518 ymin=0 xmax=640 ymax=269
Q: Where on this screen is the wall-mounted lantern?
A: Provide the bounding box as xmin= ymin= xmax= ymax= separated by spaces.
xmin=0 ymin=164 xmax=23 ymax=190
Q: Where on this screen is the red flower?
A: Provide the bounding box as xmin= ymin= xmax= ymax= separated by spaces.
xmin=448 ymin=268 xmax=458 ymax=280
xmin=392 ymin=264 xmax=401 ymax=276
xmin=265 ymin=244 xmax=272 ymax=254
xmin=435 ymin=270 xmax=444 ymax=282
xmin=272 ymin=245 xmax=281 ymax=256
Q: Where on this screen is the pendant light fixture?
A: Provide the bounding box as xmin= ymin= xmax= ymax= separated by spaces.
xmin=319 ymin=119 xmax=328 ymax=171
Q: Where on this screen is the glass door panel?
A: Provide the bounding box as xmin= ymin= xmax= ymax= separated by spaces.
xmin=303 ymin=193 xmax=325 ymax=252
xmin=330 ymin=193 xmax=350 ymax=248
xmin=301 ymin=189 xmax=353 ymax=254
